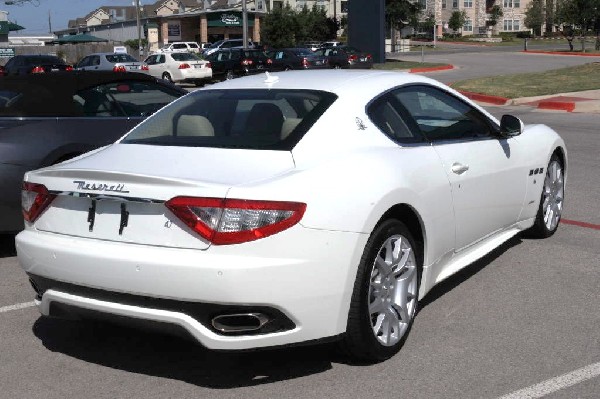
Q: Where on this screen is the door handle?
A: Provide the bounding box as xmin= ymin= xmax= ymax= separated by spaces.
xmin=451 ymin=162 xmax=469 ymax=175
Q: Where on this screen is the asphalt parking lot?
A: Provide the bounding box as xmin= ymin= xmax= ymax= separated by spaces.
xmin=1 ymin=71 xmax=599 ymax=398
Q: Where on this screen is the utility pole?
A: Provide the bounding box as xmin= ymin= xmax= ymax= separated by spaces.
xmin=242 ymin=0 xmax=248 ymax=49
xmin=135 ymin=0 xmax=142 ymax=59
xmin=48 ymin=9 xmax=51 ymax=33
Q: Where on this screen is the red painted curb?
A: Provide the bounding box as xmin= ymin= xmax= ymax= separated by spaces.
xmin=537 ymin=100 xmax=576 ymax=112
xmin=522 ymin=50 xmax=600 ymax=57
xmin=562 ymin=219 xmax=600 ymax=230
xmin=409 ymin=65 xmax=454 ymax=73
xmin=457 ymin=90 xmax=510 ymax=105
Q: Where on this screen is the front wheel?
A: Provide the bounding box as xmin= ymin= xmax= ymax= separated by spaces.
xmin=342 ymin=219 xmax=420 ymax=362
xmin=162 ymin=72 xmax=172 ymax=83
xmin=526 ymin=154 xmax=565 ymax=238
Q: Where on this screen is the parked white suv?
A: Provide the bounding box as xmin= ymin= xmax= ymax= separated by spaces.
xmin=202 ymin=39 xmax=255 ymax=57
xmin=157 ymin=42 xmax=201 ymax=54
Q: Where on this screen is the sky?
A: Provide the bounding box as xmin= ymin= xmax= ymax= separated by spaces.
xmin=5 ymin=0 xmax=144 ymax=35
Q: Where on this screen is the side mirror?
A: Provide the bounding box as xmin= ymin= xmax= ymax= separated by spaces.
xmin=499 ymin=114 xmax=524 ymax=137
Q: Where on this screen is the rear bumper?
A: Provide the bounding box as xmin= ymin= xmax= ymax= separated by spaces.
xmin=16 ymin=227 xmax=367 ymax=350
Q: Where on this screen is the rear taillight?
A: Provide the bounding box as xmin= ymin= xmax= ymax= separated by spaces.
xmin=348 ymin=54 xmax=358 ymax=62
xmin=65 ymin=65 xmax=74 ymax=71
xmin=165 ymin=197 xmax=306 ymax=245
xmin=266 ymin=58 xmax=273 ymax=65
xmin=31 ymin=66 xmax=45 ymax=74
xmin=22 ymin=182 xmax=56 ymax=223
xmin=241 ymin=59 xmax=253 ymax=66
xmin=301 ymin=58 xmax=309 ymax=67
xmin=366 ymin=54 xmax=372 ymax=60
xmin=178 ymin=63 xmax=191 ymax=69
xmin=140 ymin=64 xmax=149 ymax=71
xmin=113 ymin=65 xmax=127 ymax=72
xmin=205 ymin=62 xmax=211 ymax=69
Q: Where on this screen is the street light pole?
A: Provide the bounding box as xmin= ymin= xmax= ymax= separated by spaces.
xmin=135 ymin=0 xmax=142 ymax=59
xmin=242 ymin=0 xmax=248 ymax=49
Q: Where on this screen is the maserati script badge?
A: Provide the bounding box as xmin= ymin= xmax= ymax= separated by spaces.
xmin=73 ymin=180 xmax=130 ymax=194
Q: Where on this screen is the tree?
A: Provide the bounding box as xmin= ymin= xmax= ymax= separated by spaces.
xmin=260 ymin=4 xmax=297 ymax=48
xmin=487 ymin=5 xmax=503 ymax=27
xmin=385 ymin=0 xmax=423 ymax=32
xmin=524 ymin=0 xmax=545 ymax=36
xmin=448 ymin=10 xmax=467 ymax=34
xmin=556 ymin=0 xmax=600 ymax=52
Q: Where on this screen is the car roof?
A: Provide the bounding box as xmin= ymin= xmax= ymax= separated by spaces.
xmin=200 ymin=70 xmax=442 ymax=100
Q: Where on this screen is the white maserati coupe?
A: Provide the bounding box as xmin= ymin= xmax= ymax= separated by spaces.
xmin=16 ymin=70 xmax=566 ymax=361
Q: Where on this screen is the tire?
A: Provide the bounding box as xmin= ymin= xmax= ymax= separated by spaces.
xmin=333 ymin=64 xmax=341 ymax=70
xmin=162 ymin=72 xmax=172 ymax=82
xmin=526 ymin=154 xmax=565 ymax=238
xmin=194 ymin=80 xmax=205 ymax=87
xmin=225 ymin=70 xmax=234 ymax=80
xmin=341 ymin=219 xmax=421 ymax=362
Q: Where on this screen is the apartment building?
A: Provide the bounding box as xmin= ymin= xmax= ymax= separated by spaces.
xmin=266 ymin=0 xmax=348 ymax=19
xmin=423 ymin=0 xmax=528 ymax=37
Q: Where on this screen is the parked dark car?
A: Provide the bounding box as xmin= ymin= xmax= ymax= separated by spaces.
xmin=3 ymin=55 xmax=73 ymax=75
xmin=315 ymin=46 xmax=373 ymax=69
xmin=0 ymin=71 xmax=187 ymax=233
xmin=205 ymin=48 xmax=270 ymax=80
xmin=267 ymin=48 xmax=328 ymax=71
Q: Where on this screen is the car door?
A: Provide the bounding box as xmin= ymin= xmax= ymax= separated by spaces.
xmin=392 ymin=85 xmax=528 ymax=251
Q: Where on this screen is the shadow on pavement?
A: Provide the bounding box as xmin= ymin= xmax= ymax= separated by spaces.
xmin=420 ymin=235 xmax=522 ymax=309
xmin=0 ymin=233 xmax=17 ymax=258
xmin=33 ymin=317 xmax=336 ymax=388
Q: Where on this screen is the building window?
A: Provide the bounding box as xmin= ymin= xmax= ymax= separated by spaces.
xmin=463 ymin=19 xmax=473 ymax=32
xmin=452 ymin=0 xmax=458 ymax=7
xmin=503 ymin=0 xmax=520 ymax=7
xmin=464 ymin=0 xmax=472 ymax=7
xmin=442 ymin=0 xmax=447 ymax=9
xmin=503 ymin=19 xmax=512 ymax=31
xmin=316 ymin=0 xmax=327 ymax=10
xmin=513 ymin=19 xmax=520 ymax=30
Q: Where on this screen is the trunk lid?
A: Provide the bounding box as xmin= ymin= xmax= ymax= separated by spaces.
xmin=28 ymin=144 xmax=295 ymax=249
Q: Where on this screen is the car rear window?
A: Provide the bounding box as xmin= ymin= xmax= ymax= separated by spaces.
xmin=105 ymin=54 xmax=138 ymax=63
xmin=171 ymin=52 xmax=200 ymax=61
xmin=24 ymin=56 xmax=64 ymax=65
xmin=121 ymin=89 xmax=337 ymax=150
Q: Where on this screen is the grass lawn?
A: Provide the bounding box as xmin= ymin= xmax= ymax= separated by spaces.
xmin=451 ymin=62 xmax=600 ymax=98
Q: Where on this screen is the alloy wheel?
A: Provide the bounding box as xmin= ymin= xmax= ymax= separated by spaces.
xmin=542 ymin=159 xmax=564 ymax=232
xmin=368 ymin=234 xmax=418 ymax=346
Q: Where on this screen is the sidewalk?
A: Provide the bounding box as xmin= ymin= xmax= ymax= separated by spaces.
xmin=404 ymin=63 xmax=600 ymax=113
xmin=460 ymin=89 xmax=600 ymax=113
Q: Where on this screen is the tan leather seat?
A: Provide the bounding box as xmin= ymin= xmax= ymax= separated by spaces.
xmin=177 ymin=115 xmax=215 ymax=137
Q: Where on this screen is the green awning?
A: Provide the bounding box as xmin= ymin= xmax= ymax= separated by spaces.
xmin=207 ymin=12 xmax=254 ymax=27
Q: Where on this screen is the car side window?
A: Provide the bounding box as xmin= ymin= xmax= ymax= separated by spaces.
xmin=367 ymin=94 xmax=425 ymax=144
xmin=392 ymin=85 xmax=498 ymax=141
xmin=92 ymin=56 xmax=100 ymax=66
xmin=77 ymin=57 xmax=90 ymax=68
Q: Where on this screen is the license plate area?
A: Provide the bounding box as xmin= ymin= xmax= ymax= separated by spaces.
xmin=36 ymin=195 xmax=210 ymax=249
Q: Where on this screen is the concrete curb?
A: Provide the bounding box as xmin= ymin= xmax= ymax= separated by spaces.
xmin=522 ymin=50 xmax=600 ymax=57
xmin=457 ymin=90 xmax=510 ymax=105
xmin=409 ymin=65 xmax=454 ymax=73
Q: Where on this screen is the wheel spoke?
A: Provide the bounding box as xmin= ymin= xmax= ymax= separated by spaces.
xmin=393 ymin=265 xmax=416 ymax=322
xmin=375 ymin=255 xmax=392 ymax=277
xmin=369 ymin=297 xmax=385 ymax=315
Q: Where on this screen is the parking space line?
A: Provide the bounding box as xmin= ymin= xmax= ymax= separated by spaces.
xmin=496 ymin=361 xmax=600 ymax=399
xmin=562 ymin=219 xmax=600 ymax=231
xmin=0 ymin=301 xmax=36 ymax=314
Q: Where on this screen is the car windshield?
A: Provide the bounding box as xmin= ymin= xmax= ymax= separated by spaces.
xmin=171 ymin=52 xmax=200 ymax=61
xmin=105 ymin=54 xmax=138 ymax=63
xmin=121 ymin=89 xmax=337 ymax=151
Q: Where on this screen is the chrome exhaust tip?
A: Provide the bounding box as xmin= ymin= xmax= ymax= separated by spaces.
xmin=211 ymin=313 xmax=270 ymax=333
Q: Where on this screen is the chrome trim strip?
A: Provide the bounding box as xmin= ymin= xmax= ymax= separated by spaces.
xmin=49 ymin=191 xmax=164 ymax=204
